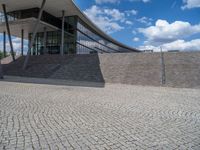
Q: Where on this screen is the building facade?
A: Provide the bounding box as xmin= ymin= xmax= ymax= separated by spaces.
xmin=0 ymin=0 xmax=139 ymax=57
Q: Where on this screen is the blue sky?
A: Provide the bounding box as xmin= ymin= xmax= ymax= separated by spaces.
xmin=75 ymin=0 xmax=200 ymax=51
xmin=0 ymin=0 xmax=200 ymax=53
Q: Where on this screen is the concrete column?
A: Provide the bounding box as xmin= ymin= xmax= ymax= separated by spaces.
xmin=61 ymin=10 xmax=65 ymax=55
xmin=3 ymin=31 xmax=6 ymax=57
xmin=2 ymin=4 xmax=15 ymax=61
xmin=23 ymin=0 xmax=46 ymax=69
xmin=21 ymin=29 xmax=24 ymax=56
xmin=43 ymin=27 xmax=47 ymax=54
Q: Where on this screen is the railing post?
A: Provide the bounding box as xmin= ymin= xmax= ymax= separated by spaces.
xmin=3 ymin=31 xmax=6 ymax=58
xmin=2 ymin=4 xmax=15 ymax=61
xmin=21 ymin=29 xmax=24 ymax=56
xmin=23 ymin=0 xmax=46 ymax=69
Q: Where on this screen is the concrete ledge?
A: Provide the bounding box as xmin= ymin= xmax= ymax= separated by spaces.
xmin=1 ymin=76 xmax=105 ymax=88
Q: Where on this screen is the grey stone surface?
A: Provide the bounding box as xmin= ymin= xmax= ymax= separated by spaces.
xmin=0 ymin=79 xmax=200 ymax=149
xmin=2 ymin=52 xmax=200 ymax=88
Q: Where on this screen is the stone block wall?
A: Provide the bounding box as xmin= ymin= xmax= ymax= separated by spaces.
xmin=2 ymin=52 xmax=200 ymax=88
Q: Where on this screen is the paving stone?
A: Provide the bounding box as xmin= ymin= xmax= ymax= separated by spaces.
xmin=0 ymin=80 xmax=200 ymax=149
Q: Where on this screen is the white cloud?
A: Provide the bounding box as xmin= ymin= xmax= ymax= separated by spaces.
xmin=133 ymin=37 xmax=140 ymax=42
xmin=138 ymin=19 xmax=200 ymax=44
xmin=139 ymin=39 xmax=200 ymax=52
xmin=84 ymin=5 xmax=136 ymax=33
xmin=182 ymin=0 xmax=200 ymax=9
xmin=84 ymin=6 xmax=124 ymax=33
xmin=162 ymin=39 xmax=200 ymax=51
xmin=0 ymin=36 xmax=28 ymax=55
xmin=125 ymin=20 xmax=133 ymax=25
xmin=142 ymin=0 xmax=150 ymax=2
xmin=137 ymin=17 xmax=152 ymax=26
xmin=125 ymin=9 xmax=138 ymax=16
xmin=104 ymin=8 xmax=125 ymax=21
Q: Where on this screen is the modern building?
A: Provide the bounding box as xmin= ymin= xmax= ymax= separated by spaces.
xmin=0 ymin=0 xmax=139 ymax=58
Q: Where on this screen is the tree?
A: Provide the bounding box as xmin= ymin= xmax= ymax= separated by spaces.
xmin=0 ymin=51 xmax=10 ymax=59
xmin=0 ymin=51 xmax=4 ymax=59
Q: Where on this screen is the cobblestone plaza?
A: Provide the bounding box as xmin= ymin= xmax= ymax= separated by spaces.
xmin=0 ymin=79 xmax=200 ymax=149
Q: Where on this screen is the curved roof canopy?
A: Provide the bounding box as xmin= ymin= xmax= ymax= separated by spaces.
xmin=0 ymin=0 xmax=139 ymax=51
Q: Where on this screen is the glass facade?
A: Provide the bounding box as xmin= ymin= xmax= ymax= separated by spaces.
xmin=29 ymin=15 xmax=77 ymax=55
xmin=30 ymin=31 xmax=63 ymax=55
xmin=1 ymin=8 xmax=138 ymax=55
xmin=76 ymin=19 xmax=135 ymax=54
xmin=30 ymin=30 xmax=76 ymax=55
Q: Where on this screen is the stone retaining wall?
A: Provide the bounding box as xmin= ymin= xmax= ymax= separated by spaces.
xmin=2 ymin=52 xmax=200 ymax=88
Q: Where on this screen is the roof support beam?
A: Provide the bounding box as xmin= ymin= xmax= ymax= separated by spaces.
xmin=23 ymin=0 xmax=46 ymax=69
xmin=3 ymin=31 xmax=6 ymax=58
xmin=61 ymin=10 xmax=65 ymax=55
xmin=21 ymin=29 xmax=24 ymax=56
xmin=2 ymin=4 xmax=15 ymax=61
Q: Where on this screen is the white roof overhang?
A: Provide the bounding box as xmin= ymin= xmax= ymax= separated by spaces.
xmin=0 ymin=0 xmax=139 ymax=51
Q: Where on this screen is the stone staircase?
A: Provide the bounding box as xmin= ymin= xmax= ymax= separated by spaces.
xmin=2 ymin=55 xmax=69 ymax=78
xmin=50 ymin=54 xmax=105 ymax=82
xmin=2 ymin=52 xmax=200 ymax=88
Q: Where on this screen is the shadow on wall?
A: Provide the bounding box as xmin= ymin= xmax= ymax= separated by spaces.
xmin=1 ymin=54 xmax=105 ymax=88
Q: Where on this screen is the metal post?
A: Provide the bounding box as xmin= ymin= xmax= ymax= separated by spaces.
xmin=3 ymin=31 xmax=6 ymax=57
xmin=61 ymin=10 xmax=65 ymax=55
xmin=2 ymin=4 xmax=15 ymax=61
xmin=160 ymin=47 xmax=166 ymax=85
xmin=43 ymin=27 xmax=47 ymax=54
xmin=21 ymin=29 xmax=24 ymax=56
xmin=28 ymin=34 xmax=32 ymax=55
xmin=23 ymin=0 xmax=46 ymax=69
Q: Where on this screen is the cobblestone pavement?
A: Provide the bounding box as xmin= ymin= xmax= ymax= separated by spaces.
xmin=0 ymin=80 xmax=200 ymax=150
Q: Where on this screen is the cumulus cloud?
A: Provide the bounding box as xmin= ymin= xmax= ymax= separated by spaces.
xmin=138 ymin=19 xmax=200 ymax=44
xmin=125 ymin=9 xmax=138 ymax=16
xmin=162 ymin=39 xmax=200 ymax=51
xmin=84 ymin=5 xmax=135 ymax=34
xmin=137 ymin=17 xmax=153 ymax=26
xmin=182 ymin=0 xmax=200 ymax=9
xmin=139 ymin=39 xmax=200 ymax=52
xmin=125 ymin=20 xmax=133 ymax=25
